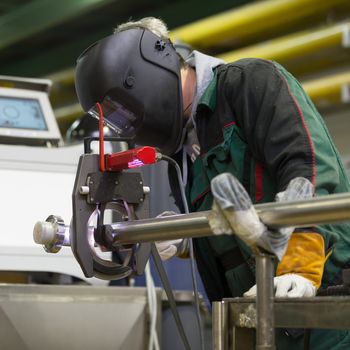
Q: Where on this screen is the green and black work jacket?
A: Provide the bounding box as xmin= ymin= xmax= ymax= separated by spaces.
xmin=169 ymin=58 xmax=350 ymax=302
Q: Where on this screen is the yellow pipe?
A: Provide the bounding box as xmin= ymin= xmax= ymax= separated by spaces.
xmin=217 ymin=23 xmax=350 ymax=63
xmin=303 ymin=71 xmax=350 ymax=106
xmin=46 ymin=68 xmax=75 ymax=86
xmin=170 ymin=0 xmax=350 ymax=48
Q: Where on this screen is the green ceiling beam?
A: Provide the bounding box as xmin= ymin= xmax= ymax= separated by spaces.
xmin=1 ymin=0 xmax=247 ymax=77
xmin=0 ymin=0 xmax=117 ymax=50
xmin=1 ymin=29 xmax=111 ymax=77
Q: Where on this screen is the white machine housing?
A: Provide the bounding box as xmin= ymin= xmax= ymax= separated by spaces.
xmin=0 ymin=76 xmax=107 ymax=285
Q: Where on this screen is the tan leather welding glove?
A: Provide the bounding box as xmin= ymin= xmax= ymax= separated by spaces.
xmin=244 ymin=231 xmax=329 ymax=298
xmin=276 ymin=232 xmax=329 ymax=290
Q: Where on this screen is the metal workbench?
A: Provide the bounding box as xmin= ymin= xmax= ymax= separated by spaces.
xmin=213 ymin=295 xmax=350 ymax=349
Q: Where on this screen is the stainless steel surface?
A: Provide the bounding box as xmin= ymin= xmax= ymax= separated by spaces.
xmin=111 ymin=211 xmax=211 ymax=244
xmin=111 ymin=193 xmax=350 ymax=245
xmin=212 ymin=301 xmax=228 ymax=350
xmin=33 ymin=193 xmax=350 ymax=247
xmin=214 ymin=296 xmax=350 ymax=349
xmin=0 ymin=284 xmax=160 ymax=350
xmin=256 ymin=253 xmax=275 ymax=350
xmin=257 ymin=192 xmax=350 ymax=228
xmin=224 ymin=296 xmax=350 ymax=329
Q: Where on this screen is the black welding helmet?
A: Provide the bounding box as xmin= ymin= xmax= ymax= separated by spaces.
xmin=75 ymin=28 xmax=183 ymax=155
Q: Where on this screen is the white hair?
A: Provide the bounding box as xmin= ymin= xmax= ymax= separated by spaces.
xmin=114 ymin=17 xmax=169 ymax=39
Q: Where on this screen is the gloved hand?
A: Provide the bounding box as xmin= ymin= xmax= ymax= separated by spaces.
xmin=243 ymin=273 xmax=316 ymax=298
xmin=154 ymin=211 xmax=189 ymax=261
xmin=208 ymin=173 xmax=313 ymax=260
xmin=155 ymin=238 xmax=184 ymax=260
xmin=243 ymin=230 xmax=328 ymax=298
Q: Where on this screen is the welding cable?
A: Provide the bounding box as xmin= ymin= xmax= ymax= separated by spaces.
xmin=145 ymin=262 xmax=160 ymax=350
xmin=161 ymin=154 xmax=205 ymax=350
xmin=96 ymin=102 xmax=105 ymax=172
xmin=151 ymin=243 xmax=191 ymax=350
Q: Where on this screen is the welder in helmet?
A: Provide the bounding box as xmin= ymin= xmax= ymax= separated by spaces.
xmin=75 ymin=17 xmax=350 ymax=349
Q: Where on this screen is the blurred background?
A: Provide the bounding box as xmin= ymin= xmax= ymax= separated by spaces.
xmin=0 ymin=0 xmax=350 ymax=157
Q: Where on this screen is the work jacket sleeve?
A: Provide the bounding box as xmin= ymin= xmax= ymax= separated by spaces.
xmin=222 ymin=58 xmax=340 ymax=194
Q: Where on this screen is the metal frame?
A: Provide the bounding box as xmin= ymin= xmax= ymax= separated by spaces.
xmin=108 ymin=193 xmax=350 ymax=350
xmin=34 ymin=186 xmax=350 ymax=348
xmin=213 ymin=294 xmax=350 ymax=349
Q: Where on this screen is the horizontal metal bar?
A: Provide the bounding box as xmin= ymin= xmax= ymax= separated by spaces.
xmin=111 ymin=193 xmax=350 ymax=245
xmin=110 ymin=211 xmax=211 ymax=245
xmin=225 ymin=296 xmax=350 ymax=329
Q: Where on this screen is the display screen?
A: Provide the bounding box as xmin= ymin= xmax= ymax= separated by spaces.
xmin=0 ymin=96 xmax=48 ymax=131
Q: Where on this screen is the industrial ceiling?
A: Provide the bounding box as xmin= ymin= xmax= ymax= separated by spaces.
xmin=0 ymin=0 xmax=350 ymax=135
xmin=0 ymin=0 xmax=251 ymax=133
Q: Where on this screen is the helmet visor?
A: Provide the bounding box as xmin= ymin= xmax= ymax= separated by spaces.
xmin=88 ymin=95 xmax=137 ymax=137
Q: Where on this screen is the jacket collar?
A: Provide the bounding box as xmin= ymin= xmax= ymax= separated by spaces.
xmin=186 ymin=50 xmax=224 ymax=116
xmin=197 ymin=68 xmax=219 ymax=111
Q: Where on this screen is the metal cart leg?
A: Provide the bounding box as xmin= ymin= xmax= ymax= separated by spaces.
xmin=256 ymin=252 xmax=275 ymax=350
xmin=213 ymin=301 xmax=228 ymax=350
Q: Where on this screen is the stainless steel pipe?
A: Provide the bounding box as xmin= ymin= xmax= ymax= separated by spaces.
xmin=111 ymin=192 xmax=350 ymax=245
xmin=212 ymin=301 xmax=229 ymax=350
xmin=256 ymin=253 xmax=276 ymax=350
